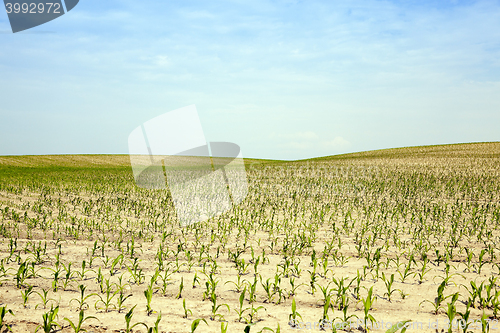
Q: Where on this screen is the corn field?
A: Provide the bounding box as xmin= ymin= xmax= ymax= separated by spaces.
xmin=0 ymin=142 xmax=500 ymax=332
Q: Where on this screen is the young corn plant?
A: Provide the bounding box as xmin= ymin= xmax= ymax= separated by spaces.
xmin=480 ymin=311 xmax=491 ymax=333
xmin=35 ymin=288 xmax=55 ymax=310
xmin=221 ymin=321 xmax=229 ymax=333
xmin=116 ymin=272 xmax=130 ymax=293
xmin=20 ymin=285 xmax=34 ymax=308
xmin=94 ymin=280 xmax=117 ymax=313
xmin=397 ymin=261 xmax=413 ymax=284
xmin=190 ymin=318 xmax=208 ymax=333
xmin=361 ymin=286 xmax=377 ymax=331
xmin=0 ymin=259 xmax=12 ymax=286
xmin=351 ymin=271 xmax=362 ymax=300
xmin=434 ymin=262 xmax=462 ymax=286
xmin=35 ymin=305 xmax=61 ymax=333
xmin=319 ymin=295 xmax=333 ymax=330
xmin=116 ymin=291 xmax=132 ymax=313
xmin=420 ymin=281 xmax=451 ymax=314
xmin=445 ymin=293 xmax=459 ymax=333
xmin=63 ymin=310 xmax=98 ymax=333
xmin=235 ymin=287 xmax=250 ymax=322
xmin=475 ymin=249 xmax=488 ymax=274
xmin=0 ymin=306 xmax=14 ymax=332
xmin=110 ymin=254 xmax=123 ymax=276
xmin=260 ymin=277 xmax=275 ymax=303
xmin=46 ymin=264 xmax=62 ymax=292
xmin=491 ymin=291 xmax=500 ymax=319
xmin=415 ymin=259 xmax=432 ymax=284
xmin=244 ymin=303 xmax=266 ymax=325
xmin=381 ymin=272 xmax=397 ymax=302
xmin=245 ymin=275 xmax=258 ymax=304
xmin=159 ymin=268 xmax=173 ymax=296
xmin=192 ymin=272 xmax=200 ymax=289
xmin=289 ymin=277 xmax=306 ymax=297
xmin=463 ymin=280 xmax=484 ymax=309
xmin=308 ymin=268 xmax=318 ymax=295
xmin=61 ymin=262 xmax=75 ymax=290
xmin=182 ymin=299 xmax=192 ymax=319
xmin=70 ymin=285 xmax=97 ymax=311
xmin=144 ymin=285 xmax=154 ymax=315
xmin=75 ymin=260 xmax=92 ymax=281
xmin=288 ymin=298 xmax=302 ymax=328
xmin=332 ymin=276 xmax=352 ymax=310
xmin=209 ymin=292 xmax=230 ymax=321
xmin=146 ymin=313 xmax=162 ymax=333
xmin=124 ymin=305 xmax=147 ymax=333
xmin=334 ymin=299 xmax=358 ymax=329
xmin=127 ymin=258 xmax=145 ymax=285
xmin=15 ymin=260 xmax=29 ymax=288
xmin=457 ymin=301 xmax=473 ymax=333
xmin=225 ymin=274 xmax=246 ymax=293
xmin=176 ymin=277 xmax=184 ymax=299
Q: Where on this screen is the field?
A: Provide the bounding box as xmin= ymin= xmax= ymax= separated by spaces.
xmin=0 ymin=142 xmax=500 ymax=333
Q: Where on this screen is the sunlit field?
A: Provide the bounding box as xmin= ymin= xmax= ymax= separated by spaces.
xmin=1 ymin=142 xmax=500 ymax=333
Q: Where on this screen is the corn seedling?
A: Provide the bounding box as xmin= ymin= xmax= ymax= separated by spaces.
xmin=146 ymin=313 xmax=162 ymax=333
xmin=225 ymin=274 xmax=246 ymax=293
xmin=457 ymin=301 xmax=473 ymax=333
xmin=288 ymin=297 xmax=302 ymax=328
xmin=244 ymin=303 xmax=266 ymax=324
xmin=260 ymin=277 xmax=275 ymax=303
xmin=35 ymin=288 xmax=55 ymax=310
xmin=176 ymin=277 xmax=184 ymax=299
xmin=235 ymin=287 xmax=250 ymax=322
xmin=445 ymin=293 xmax=459 ymax=333
xmin=20 ymin=285 xmax=34 ymax=308
xmin=124 ymin=305 xmax=147 ymax=333
xmin=70 ymin=284 xmax=97 ymax=311
xmin=116 ymin=291 xmax=132 ymax=313
xmin=94 ymin=280 xmax=117 ymax=313
xmin=209 ymin=292 xmax=230 ymax=321
xmin=182 ymin=299 xmax=192 ymax=318
xmin=190 ymin=318 xmax=208 ymax=333
xmin=420 ymin=281 xmax=452 ymax=314
xmin=15 ymin=260 xmax=29 ymax=288
xmin=360 ymin=286 xmax=377 ymax=331
xmin=63 ymin=310 xmax=98 ymax=333
xmin=0 ymin=306 xmax=14 ymax=332
xmin=35 ymin=305 xmax=61 ymax=333
xmin=144 ymin=285 xmax=154 ymax=315
xmin=221 ymin=321 xmax=229 ymax=333
xmin=319 ymin=295 xmax=333 ymax=330
xmin=381 ymin=272 xmax=397 ymax=302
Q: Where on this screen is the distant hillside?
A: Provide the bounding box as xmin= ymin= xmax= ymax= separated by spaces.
xmin=0 ymin=142 xmax=499 ymax=168
xmin=0 ymin=154 xmax=275 ymax=168
xmin=304 ymin=142 xmax=500 ymax=162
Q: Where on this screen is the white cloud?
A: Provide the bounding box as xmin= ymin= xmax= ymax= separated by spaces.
xmin=323 ymin=136 xmax=351 ymax=150
xmin=295 ymin=131 xmax=319 ymax=140
xmin=154 ymin=55 xmax=170 ymax=67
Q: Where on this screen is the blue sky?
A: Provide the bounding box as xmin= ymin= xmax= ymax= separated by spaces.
xmin=1 ymin=0 xmax=499 ymax=160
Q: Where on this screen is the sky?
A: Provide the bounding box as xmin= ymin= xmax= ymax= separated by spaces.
xmin=0 ymin=0 xmax=499 ymax=160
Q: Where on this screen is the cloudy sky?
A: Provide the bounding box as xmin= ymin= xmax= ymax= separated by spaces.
xmin=1 ymin=0 xmax=499 ymax=160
